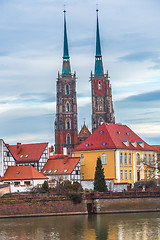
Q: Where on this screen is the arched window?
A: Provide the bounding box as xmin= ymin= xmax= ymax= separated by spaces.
xmin=124 ymin=153 xmax=127 ymax=164
xmin=66 ymin=134 xmax=71 ymax=144
xmin=66 ymin=103 xmax=70 ymax=112
xmin=137 ymin=153 xmax=140 ymax=165
xmin=98 ymin=81 xmax=102 ymax=90
xmin=144 ymin=154 xmax=147 ymax=164
xmin=120 ymin=153 xmax=123 ymax=164
xmin=99 ymin=104 xmax=102 ymax=111
xmin=129 ymin=153 xmax=132 ymax=165
xmin=152 ymin=155 xmax=155 ymax=165
xmin=66 ymin=85 xmax=69 ymax=95
xmin=101 ymin=153 xmax=107 ymax=164
xmin=148 ymin=154 xmax=151 ymax=165
xmin=66 ymin=119 xmax=70 ymax=130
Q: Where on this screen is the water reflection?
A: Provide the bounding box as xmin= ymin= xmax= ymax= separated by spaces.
xmin=0 ymin=212 xmax=159 ymax=240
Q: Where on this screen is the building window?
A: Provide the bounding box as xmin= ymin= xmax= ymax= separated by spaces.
xmin=101 ymin=153 xmax=107 ymax=165
xmin=24 ymin=181 xmax=31 ymax=186
xmin=149 ymin=170 xmax=151 ymax=179
xmin=125 ymin=170 xmax=128 ymax=180
xmin=98 ymin=81 xmax=102 ymax=90
xmin=66 ymin=85 xmax=69 ymax=95
xmin=153 ymin=170 xmax=155 ymax=178
xmin=144 ymin=154 xmax=147 ymax=164
xmin=66 ymin=119 xmax=70 ymax=129
xmin=120 ymin=170 xmax=123 ymax=180
xmin=129 ymin=170 xmax=132 ymax=180
xmin=80 ymin=154 xmax=85 ymax=166
xmin=129 ymin=153 xmax=132 ymax=165
xmin=152 ymin=155 xmax=155 ymax=165
xmin=137 ymin=153 xmax=140 ymax=165
xmin=124 ymin=153 xmax=127 ymax=164
xmin=145 ymin=170 xmax=147 ymax=180
xmin=148 ymin=154 xmax=151 ymax=165
xmin=120 ymin=153 xmax=123 ymax=165
xmin=99 ymin=104 xmax=102 ymax=111
xmin=81 ymin=173 xmax=85 ymax=180
xmin=66 ymin=134 xmax=71 ymax=144
xmin=66 ymin=103 xmax=70 ymax=112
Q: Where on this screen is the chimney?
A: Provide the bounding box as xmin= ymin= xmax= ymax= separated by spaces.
xmin=17 ymin=142 xmax=22 ymax=155
xmin=63 ymin=147 xmax=67 ymax=155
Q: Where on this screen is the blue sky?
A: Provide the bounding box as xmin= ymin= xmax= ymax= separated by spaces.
xmin=0 ymin=0 xmax=160 ymax=146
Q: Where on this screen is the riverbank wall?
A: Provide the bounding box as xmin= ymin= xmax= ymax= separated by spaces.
xmin=0 ymin=192 xmax=160 ymax=218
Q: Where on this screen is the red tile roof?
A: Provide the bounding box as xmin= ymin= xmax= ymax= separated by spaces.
xmin=152 ymin=145 xmax=160 ymax=162
xmin=41 ymin=157 xmax=80 ymax=175
xmin=8 ymin=142 xmax=48 ymax=163
xmin=49 ymin=153 xmax=72 ymax=159
xmin=74 ymin=123 xmax=155 ymax=152
xmin=3 ymin=166 xmax=48 ymax=181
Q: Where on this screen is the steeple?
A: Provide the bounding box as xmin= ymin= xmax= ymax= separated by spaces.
xmin=62 ymin=10 xmax=71 ymax=75
xmin=94 ymin=9 xmax=104 ymax=75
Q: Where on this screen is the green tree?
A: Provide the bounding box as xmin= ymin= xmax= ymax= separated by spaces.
xmin=94 ymin=157 xmax=108 ymax=192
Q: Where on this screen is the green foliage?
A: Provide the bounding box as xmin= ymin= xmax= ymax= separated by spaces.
xmin=94 ymin=157 xmax=108 ymax=192
xmin=41 ymin=181 xmax=49 ymax=193
xmin=58 ymin=180 xmax=83 ymax=194
xmin=69 ymin=192 xmax=82 ymax=204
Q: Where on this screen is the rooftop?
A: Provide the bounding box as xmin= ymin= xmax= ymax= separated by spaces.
xmin=74 ymin=123 xmax=155 ymax=152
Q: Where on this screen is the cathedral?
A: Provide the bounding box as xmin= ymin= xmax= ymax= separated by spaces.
xmin=54 ymin=10 xmax=115 ymax=154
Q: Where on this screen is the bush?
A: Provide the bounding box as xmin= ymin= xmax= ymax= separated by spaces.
xmin=69 ymin=192 xmax=82 ymax=204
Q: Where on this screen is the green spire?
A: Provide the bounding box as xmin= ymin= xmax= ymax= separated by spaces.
xmin=62 ymin=10 xmax=71 ymax=75
xmin=94 ymin=9 xmax=104 ymax=75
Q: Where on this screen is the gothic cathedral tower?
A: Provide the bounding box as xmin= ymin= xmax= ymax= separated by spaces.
xmin=55 ymin=11 xmax=78 ymax=154
xmin=91 ymin=10 xmax=115 ymax=132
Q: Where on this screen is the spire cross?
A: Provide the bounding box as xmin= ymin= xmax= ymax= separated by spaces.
xmin=64 ymin=4 xmax=66 ymax=13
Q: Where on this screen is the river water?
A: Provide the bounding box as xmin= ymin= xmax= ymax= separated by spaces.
xmin=0 ymin=212 xmax=160 ymax=240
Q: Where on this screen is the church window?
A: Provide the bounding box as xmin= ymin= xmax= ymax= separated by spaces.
xmin=66 ymin=85 xmax=69 ymax=95
xmin=66 ymin=103 xmax=70 ymax=112
xmin=152 ymin=155 xmax=155 ymax=164
xmin=66 ymin=134 xmax=71 ymax=144
xmin=129 ymin=153 xmax=132 ymax=164
xmin=98 ymin=81 xmax=102 ymax=90
xmin=148 ymin=154 xmax=151 ymax=165
xmin=124 ymin=153 xmax=127 ymax=164
xmin=66 ymin=119 xmax=70 ymax=129
xmin=99 ymin=104 xmax=102 ymax=111
xmin=144 ymin=154 xmax=147 ymax=164
xmin=101 ymin=153 xmax=107 ymax=164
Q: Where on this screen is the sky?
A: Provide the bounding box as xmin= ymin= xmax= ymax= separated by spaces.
xmin=0 ymin=0 xmax=160 ymax=146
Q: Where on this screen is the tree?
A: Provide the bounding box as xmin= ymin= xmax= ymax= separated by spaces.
xmin=94 ymin=157 xmax=108 ymax=192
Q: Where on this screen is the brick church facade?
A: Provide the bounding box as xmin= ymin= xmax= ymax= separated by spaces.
xmin=55 ymin=10 xmax=115 ymax=154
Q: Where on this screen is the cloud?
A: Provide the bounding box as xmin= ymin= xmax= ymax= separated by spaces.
xmin=119 ymin=52 xmax=160 ymax=62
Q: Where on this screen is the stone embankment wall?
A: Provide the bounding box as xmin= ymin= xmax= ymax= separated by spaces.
xmin=95 ymin=197 xmax=160 ymax=213
xmin=0 ymin=197 xmax=87 ymax=217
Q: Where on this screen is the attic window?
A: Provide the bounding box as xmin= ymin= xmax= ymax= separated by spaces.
xmin=48 ymin=170 xmax=52 ymax=173
xmin=130 ymin=141 xmax=137 ymax=147
xmin=54 ymin=169 xmax=57 ymax=173
xmin=43 ymin=170 xmax=47 ymax=174
xmin=20 ymin=155 xmax=23 ymax=158
xmin=100 ymin=130 xmax=104 ymax=134
xmin=85 ymin=143 xmax=89 ymax=147
xmin=117 ymin=131 xmax=120 ymax=135
xmin=122 ymin=140 xmax=129 ymax=147
xmin=103 ymin=142 xmax=107 ymax=146
xmin=25 ymin=155 xmax=29 ymax=158
xmin=126 ymin=132 xmax=129 ymax=136
xmin=64 ymin=169 xmax=68 ymax=173
xmin=138 ymin=142 xmax=144 ymax=148
xmin=16 ymin=171 xmax=20 ymax=175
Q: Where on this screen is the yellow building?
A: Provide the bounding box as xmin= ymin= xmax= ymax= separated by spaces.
xmin=73 ymin=123 xmax=158 ymax=185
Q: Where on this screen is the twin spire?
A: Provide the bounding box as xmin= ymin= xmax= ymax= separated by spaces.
xmin=62 ymin=9 xmax=104 ymax=76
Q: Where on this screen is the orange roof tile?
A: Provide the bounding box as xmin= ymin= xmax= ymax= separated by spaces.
xmin=41 ymin=157 xmax=80 ymax=175
xmin=74 ymin=123 xmax=155 ymax=152
xmin=3 ymin=166 xmax=48 ymax=181
xmin=8 ymin=142 xmax=48 ymax=163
